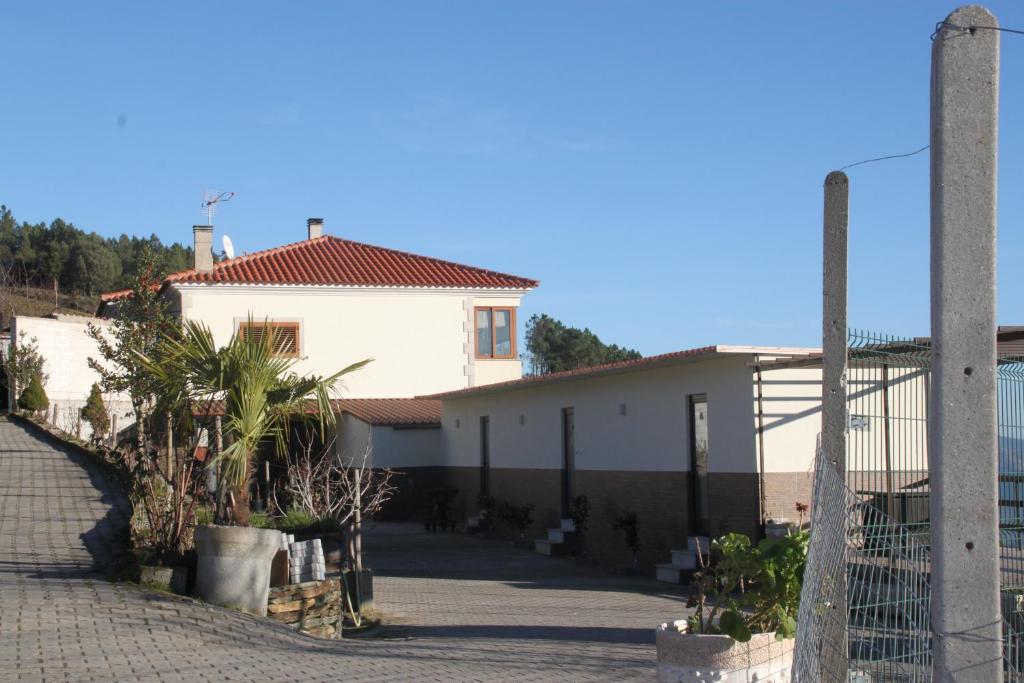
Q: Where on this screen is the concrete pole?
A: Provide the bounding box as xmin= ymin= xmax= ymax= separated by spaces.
xmin=931 ymin=7 xmax=1002 ymax=681
xmin=823 ymin=170 xmax=849 ymax=476
xmin=821 ymin=170 xmax=849 ymax=682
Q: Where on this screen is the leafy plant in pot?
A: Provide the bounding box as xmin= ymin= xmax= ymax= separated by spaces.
xmin=656 ymin=530 xmax=809 ymax=683
xmin=496 ymin=501 xmax=534 ymax=546
xmin=138 ymin=317 xmax=370 ymax=615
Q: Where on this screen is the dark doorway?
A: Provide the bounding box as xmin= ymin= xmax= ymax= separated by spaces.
xmin=479 ymin=416 xmax=491 ymax=498
xmin=561 ymin=407 xmax=575 ymax=518
xmin=689 ymin=395 xmax=710 ymax=536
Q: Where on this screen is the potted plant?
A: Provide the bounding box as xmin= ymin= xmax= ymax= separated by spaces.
xmin=570 ymin=494 xmax=590 ymax=557
xmin=139 ymin=317 xmax=369 ymax=615
xmin=496 ymin=501 xmax=534 ymax=547
xmin=656 ymin=530 xmax=808 ymax=682
xmin=613 ymin=509 xmax=642 ymax=573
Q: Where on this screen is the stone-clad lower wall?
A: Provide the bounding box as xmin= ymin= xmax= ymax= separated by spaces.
xmin=267 ymin=579 xmax=341 ymax=638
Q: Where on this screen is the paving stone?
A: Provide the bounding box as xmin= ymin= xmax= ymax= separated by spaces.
xmin=0 ymin=418 xmax=691 ymax=681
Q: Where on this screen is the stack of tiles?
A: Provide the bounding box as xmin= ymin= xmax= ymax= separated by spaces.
xmin=289 ymin=538 xmax=326 ymax=584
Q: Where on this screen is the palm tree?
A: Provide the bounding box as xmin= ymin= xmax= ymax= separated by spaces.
xmin=139 ymin=317 xmax=370 ymax=525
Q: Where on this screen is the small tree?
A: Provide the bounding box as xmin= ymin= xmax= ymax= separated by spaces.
xmin=496 ymin=501 xmax=534 ymax=541
xmin=80 ymin=383 xmax=109 ymax=440
xmin=4 ymin=331 xmax=48 ymax=401
xmin=613 ymin=510 xmax=641 ymax=569
xmin=87 ymin=245 xmax=179 ymax=455
xmin=18 ymin=374 xmax=49 ymax=415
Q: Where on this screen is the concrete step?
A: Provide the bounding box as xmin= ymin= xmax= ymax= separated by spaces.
xmin=688 ymin=535 xmax=709 ymax=553
xmin=670 ymin=549 xmax=698 ymax=569
xmin=535 ymin=539 xmax=570 ymax=556
xmin=560 ymin=518 xmax=575 ymax=532
xmin=547 ymin=528 xmax=576 ymax=543
xmin=656 ymin=563 xmax=694 ymax=584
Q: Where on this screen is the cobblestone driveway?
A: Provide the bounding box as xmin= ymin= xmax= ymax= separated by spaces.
xmin=0 ymin=419 xmax=689 ymax=681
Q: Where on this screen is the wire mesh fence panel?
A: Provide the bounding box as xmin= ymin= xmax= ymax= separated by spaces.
xmin=795 ymin=331 xmax=1024 ymax=681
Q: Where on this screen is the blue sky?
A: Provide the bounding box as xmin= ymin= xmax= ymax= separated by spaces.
xmin=3 ymin=2 xmax=1023 ymax=355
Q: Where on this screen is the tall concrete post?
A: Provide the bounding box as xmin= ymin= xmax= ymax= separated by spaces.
xmin=821 ymin=170 xmax=849 ymax=682
xmin=823 ymin=171 xmax=849 ymax=476
xmin=931 ymin=6 xmax=1002 ymax=681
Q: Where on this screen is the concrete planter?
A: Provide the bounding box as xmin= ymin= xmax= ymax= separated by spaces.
xmin=655 ymin=620 xmax=793 ymax=683
xmin=195 ymin=525 xmax=281 ymax=616
xmin=139 ymin=564 xmax=188 ymax=594
xmin=765 ymin=521 xmax=796 ymax=538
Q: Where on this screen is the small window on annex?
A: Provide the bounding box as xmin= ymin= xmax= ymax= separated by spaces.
xmin=475 ymin=307 xmax=515 ymax=359
xmin=238 ymin=321 xmax=301 ymax=358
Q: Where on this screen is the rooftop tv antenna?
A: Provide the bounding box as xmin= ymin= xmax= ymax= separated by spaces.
xmin=222 ymin=234 xmax=235 ymax=260
xmin=201 ymin=190 xmax=235 ymax=225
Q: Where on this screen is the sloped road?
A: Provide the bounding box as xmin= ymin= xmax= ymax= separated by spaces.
xmin=0 ymin=418 xmax=687 ymax=681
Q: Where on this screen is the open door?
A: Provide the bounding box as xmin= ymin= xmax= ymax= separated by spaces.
xmin=689 ymin=395 xmax=710 ymax=536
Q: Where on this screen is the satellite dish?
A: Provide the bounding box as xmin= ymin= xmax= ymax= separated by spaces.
xmin=222 ymin=235 xmax=235 ymax=260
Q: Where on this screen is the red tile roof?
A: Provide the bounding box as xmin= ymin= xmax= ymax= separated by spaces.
xmin=99 ymin=235 xmax=536 ymax=311
xmin=166 ymin=235 xmax=537 ymax=289
xmin=191 ymin=397 xmax=441 ymax=426
xmin=337 ymin=398 xmax=441 ymax=426
xmin=424 ymin=345 xmax=820 ymax=400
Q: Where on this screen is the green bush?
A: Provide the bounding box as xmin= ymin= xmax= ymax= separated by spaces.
xmin=687 ymin=530 xmax=809 ymax=642
xmin=80 ymin=383 xmax=109 ymax=438
xmin=496 ymin=501 xmax=534 ymax=540
xmin=18 ymin=374 xmax=49 ymax=413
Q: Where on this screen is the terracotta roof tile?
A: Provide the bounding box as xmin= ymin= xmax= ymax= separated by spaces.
xmin=191 ymin=397 xmax=441 ymax=426
xmin=336 ymin=398 xmax=441 ymax=426
xmin=424 ymin=345 xmax=820 ymax=400
xmin=163 ymin=235 xmax=537 ymax=289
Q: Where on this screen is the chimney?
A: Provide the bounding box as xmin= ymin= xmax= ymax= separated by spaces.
xmin=307 ymin=217 xmax=324 ymax=240
xmin=193 ymin=225 xmax=213 ymax=272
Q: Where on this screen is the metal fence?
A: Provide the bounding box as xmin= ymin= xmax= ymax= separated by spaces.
xmin=795 ymin=329 xmax=1024 ymax=681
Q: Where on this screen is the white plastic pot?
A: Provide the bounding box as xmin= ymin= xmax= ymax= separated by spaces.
xmin=655 ymin=620 xmax=794 ymax=683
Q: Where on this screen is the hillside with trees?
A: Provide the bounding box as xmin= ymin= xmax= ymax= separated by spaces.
xmin=0 ymin=205 xmax=193 ymax=322
xmin=524 ymin=314 xmax=642 ymax=375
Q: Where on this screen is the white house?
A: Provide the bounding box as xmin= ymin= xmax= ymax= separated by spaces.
xmin=425 ymin=346 xmax=823 ymax=573
xmin=99 ymin=219 xmax=538 ymax=399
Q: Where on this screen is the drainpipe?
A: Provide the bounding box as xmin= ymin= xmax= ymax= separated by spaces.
xmin=755 ymin=365 xmax=768 ymax=531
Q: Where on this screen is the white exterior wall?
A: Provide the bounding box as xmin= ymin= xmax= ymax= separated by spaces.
xmin=173 ymin=285 xmax=525 ymax=398
xmin=755 ymin=366 xmax=824 ymax=474
xmin=11 ymin=315 xmax=133 ymax=439
xmin=336 ymin=413 xmax=441 ymax=469
xmin=441 ymin=356 xmax=758 ymax=474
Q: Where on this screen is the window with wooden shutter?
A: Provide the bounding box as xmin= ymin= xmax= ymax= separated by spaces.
xmin=238 ymin=321 xmax=301 ymax=358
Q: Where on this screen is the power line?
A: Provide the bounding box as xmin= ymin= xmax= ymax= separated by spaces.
xmin=933 ymin=21 xmax=1024 ymax=40
xmin=839 ymin=145 xmax=929 ymax=172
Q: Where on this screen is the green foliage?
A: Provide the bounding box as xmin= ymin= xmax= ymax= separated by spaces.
xmin=137 ymin=315 xmax=371 ymax=525
xmin=80 ymin=383 xmax=110 ymax=438
xmin=688 ymin=529 xmax=809 ymax=642
xmin=254 ymin=507 xmax=344 ymax=535
xmin=18 ymin=374 xmax=49 ymax=412
xmin=476 ymin=492 xmax=496 ymax=514
xmin=613 ymin=510 xmax=641 ymax=554
xmin=496 ymin=501 xmax=534 ymax=539
xmin=570 ymin=494 xmax=590 ymax=535
xmin=525 ymin=313 xmax=642 ymax=375
xmin=3 ymin=331 xmax=48 ymax=396
xmin=0 ymin=205 xmax=192 ymax=296
xmin=87 ymin=246 xmax=182 ymax=452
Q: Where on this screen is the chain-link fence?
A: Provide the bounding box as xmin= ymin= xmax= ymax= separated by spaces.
xmin=795 ymin=330 xmax=1024 ymax=681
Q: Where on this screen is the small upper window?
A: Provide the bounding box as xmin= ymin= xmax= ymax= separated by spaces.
xmin=475 ymin=307 xmax=515 ymax=359
xmin=238 ymin=321 xmax=301 ymax=358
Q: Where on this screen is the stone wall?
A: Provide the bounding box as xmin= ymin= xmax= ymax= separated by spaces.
xmin=267 ymin=579 xmax=341 ymax=638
